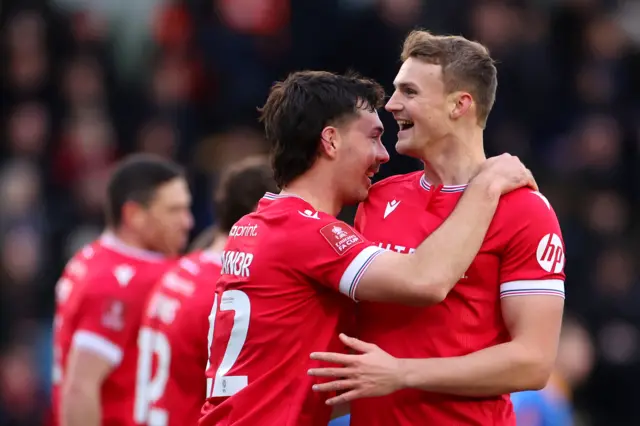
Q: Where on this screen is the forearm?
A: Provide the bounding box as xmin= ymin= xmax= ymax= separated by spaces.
xmin=400 ymin=341 xmax=551 ymax=397
xmin=413 ymin=178 xmax=500 ymax=293
xmin=61 ymin=386 xmax=101 ymax=426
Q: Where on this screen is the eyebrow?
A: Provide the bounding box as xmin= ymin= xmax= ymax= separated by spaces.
xmin=393 ymin=82 xmax=417 ymax=90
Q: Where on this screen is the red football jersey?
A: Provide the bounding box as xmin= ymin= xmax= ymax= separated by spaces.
xmin=352 ymin=172 xmax=566 ymax=426
xmin=52 ymin=233 xmax=172 ymax=426
xmin=199 ymin=192 xmax=385 ymax=426
xmin=136 ymin=250 xmax=222 ymax=426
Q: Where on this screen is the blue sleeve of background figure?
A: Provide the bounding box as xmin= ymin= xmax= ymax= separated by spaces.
xmin=328 ymin=415 xmax=351 ymax=426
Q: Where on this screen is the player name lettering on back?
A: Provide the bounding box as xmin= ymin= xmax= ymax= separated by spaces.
xmin=221 ymin=250 xmax=253 ymax=277
xmin=229 ymin=224 xmax=258 ymax=238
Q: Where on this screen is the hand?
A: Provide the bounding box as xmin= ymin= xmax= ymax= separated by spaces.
xmin=474 ymin=153 xmax=537 ymax=195
xmin=308 ymin=334 xmax=404 ymax=405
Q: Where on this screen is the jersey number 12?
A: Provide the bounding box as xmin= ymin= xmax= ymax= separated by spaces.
xmin=134 ymin=328 xmax=170 ymax=426
xmin=206 ymin=290 xmax=251 ymax=397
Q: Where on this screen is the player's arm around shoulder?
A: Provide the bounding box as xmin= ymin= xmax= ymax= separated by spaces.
xmin=498 ymin=189 xmax=566 ymax=390
xmin=353 ymin=155 xmax=537 ymax=306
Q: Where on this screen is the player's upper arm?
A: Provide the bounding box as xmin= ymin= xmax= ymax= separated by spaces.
xmin=499 ymin=190 xmax=566 ymax=299
xmin=63 ymin=344 xmax=115 ymax=396
xmin=73 ymin=272 xmax=142 ymax=366
xmin=502 ymin=294 xmax=564 ymax=389
xmin=351 ymin=250 xmax=446 ymax=304
xmin=499 ymin=191 xmax=566 ymax=386
xmin=296 ymin=216 xmax=385 ymax=300
xmin=297 ymin=215 xmax=440 ymax=305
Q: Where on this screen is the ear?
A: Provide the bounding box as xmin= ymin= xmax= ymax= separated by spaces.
xmin=122 ymin=201 xmax=145 ymax=229
xmin=319 ymin=126 xmax=340 ymax=159
xmin=449 ymin=92 xmax=474 ymax=121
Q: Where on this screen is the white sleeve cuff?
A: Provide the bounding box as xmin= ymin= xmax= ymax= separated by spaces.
xmin=72 ymin=330 xmax=123 ymax=365
xmin=339 ymin=246 xmax=385 ymax=300
xmin=500 ymin=279 xmax=565 ymax=299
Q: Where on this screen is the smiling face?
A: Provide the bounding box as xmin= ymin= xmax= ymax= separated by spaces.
xmin=329 ymin=107 xmax=389 ymax=204
xmin=386 ymin=31 xmax=499 ymax=158
xmin=385 ymin=58 xmax=455 ymax=157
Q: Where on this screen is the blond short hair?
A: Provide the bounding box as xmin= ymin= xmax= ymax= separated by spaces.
xmin=401 ymin=30 xmax=498 ymax=128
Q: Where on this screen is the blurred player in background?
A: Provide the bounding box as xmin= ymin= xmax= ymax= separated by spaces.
xmin=199 ymin=70 xmax=535 ymax=426
xmin=309 ymin=30 xmax=566 ymax=426
xmin=134 ymin=156 xmax=277 ymax=426
xmin=52 ymin=154 xmax=193 ymax=426
xmin=511 ymin=315 xmax=594 ymax=426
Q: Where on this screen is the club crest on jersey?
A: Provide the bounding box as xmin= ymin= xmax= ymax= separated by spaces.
xmin=320 ymin=222 xmax=362 ymax=255
xmin=102 ymin=299 xmax=126 ymax=331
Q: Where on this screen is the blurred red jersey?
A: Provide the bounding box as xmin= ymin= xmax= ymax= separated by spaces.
xmin=352 ymin=172 xmax=566 ymax=426
xmin=52 ymin=233 xmax=172 ymax=426
xmin=136 ymin=250 xmax=222 ymax=426
xmin=199 ymin=192 xmax=385 ymax=426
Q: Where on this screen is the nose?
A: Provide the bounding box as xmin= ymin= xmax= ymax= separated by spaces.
xmin=385 ymin=91 xmax=402 ymax=112
xmin=377 ymin=142 xmax=390 ymax=165
xmin=183 ymin=210 xmax=194 ymax=232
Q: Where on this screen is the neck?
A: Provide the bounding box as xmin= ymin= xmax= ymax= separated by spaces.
xmin=281 ymin=168 xmax=343 ymax=216
xmin=420 ymin=128 xmax=486 ymax=186
xmin=208 ymin=229 xmax=228 ymax=254
xmin=111 ymin=227 xmax=150 ymax=252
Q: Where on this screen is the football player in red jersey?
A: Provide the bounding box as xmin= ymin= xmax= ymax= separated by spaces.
xmin=52 ymin=154 xmax=193 ymax=426
xmin=135 ymin=156 xmax=277 ymax=426
xmin=308 ymin=31 xmax=566 ymax=426
xmin=199 ymin=70 xmax=536 ymax=426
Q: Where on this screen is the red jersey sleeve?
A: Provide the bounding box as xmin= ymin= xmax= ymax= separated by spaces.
xmin=293 ymin=213 xmax=385 ymax=300
xmin=72 ymin=273 xmax=142 ymax=366
xmin=499 ymin=191 xmax=566 ymax=299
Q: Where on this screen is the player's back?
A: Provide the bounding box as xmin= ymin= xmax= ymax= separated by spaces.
xmin=52 ymin=233 xmax=172 ymax=426
xmin=136 ymin=250 xmax=222 ymax=426
xmin=352 ymin=172 xmax=565 ymax=426
xmin=200 ymin=193 xmax=375 ymax=426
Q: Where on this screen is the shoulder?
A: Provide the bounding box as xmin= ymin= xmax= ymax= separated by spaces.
xmin=499 ymin=188 xmax=555 ymax=215
xmin=87 ymin=254 xmax=169 ymax=301
xmin=359 ymin=172 xmax=422 ymax=217
xmin=59 ymin=243 xmax=97 ymax=284
xmin=177 ymin=251 xmax=206 ymax=276
xmin=495 ymin=188 xmax=559 ymax=228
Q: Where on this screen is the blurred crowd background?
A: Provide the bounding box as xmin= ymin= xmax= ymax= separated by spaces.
xmin=0 ymin=0 xmax=639 ymax=425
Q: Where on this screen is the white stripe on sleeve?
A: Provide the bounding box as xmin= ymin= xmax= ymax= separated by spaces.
xmin=500 ymin=279 xmax=565 ymax=299
xmin=72 ymin=330 xmax=124 ymax=365
xmin=338 ymin=246 xmax=385 ymax=300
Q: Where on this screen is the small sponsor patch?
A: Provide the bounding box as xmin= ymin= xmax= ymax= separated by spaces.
xmin=101 ymin=299 xmax=126 ymax=331
xmin=319 ymin=222 xmax=363 ymax=255
xmin=536 ymin=233 xmax=564 ymax=273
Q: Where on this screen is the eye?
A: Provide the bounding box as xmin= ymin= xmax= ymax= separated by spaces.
xmin=404 ymin=88 xmax=417 ymax=96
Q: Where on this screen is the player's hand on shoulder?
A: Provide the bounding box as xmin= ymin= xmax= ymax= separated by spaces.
xmin=474 ymin=153 xmax=538 ymax=195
